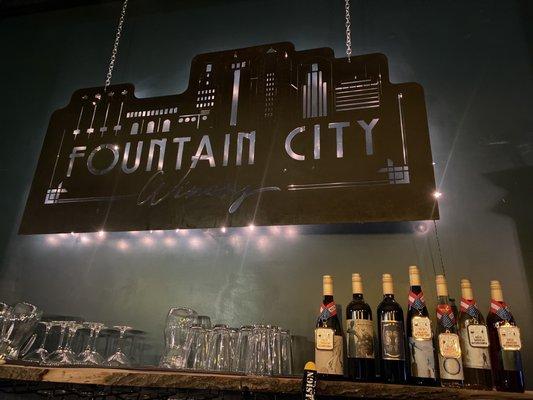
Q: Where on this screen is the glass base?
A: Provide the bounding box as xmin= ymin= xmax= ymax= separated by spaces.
xmin=45 ymin=349 xmax=77 ymax=365
xmin=107 ymin=351 xmax=131 ymax=367
xmin=78 ymin=349 xmax=105 ymax=365
xmin=22 ymin=348 xmax=49 ymax=364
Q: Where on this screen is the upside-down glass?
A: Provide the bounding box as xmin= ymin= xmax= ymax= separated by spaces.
xmin=0 ymin=302 xmax=42 ymax=360
xmin=45 ymin=321 xmax=79 ymax=365
xmin=234 ymin=325 xmax=253 ymax=373
xmin=206 ymin=324 xmax=231 ymax=372
xmin=160 ymin=307 xmax=198 ymax=369
xmin=22 ymin=321 xmax=55 ymax=364
xmin=183 ymin=325 xmax=206 ymax=369
xmin=107 ymin=325 xmax=133 ymax=367
xmin=197 ymin=315 xmax=211 ymax=329
xmin=78 ymin=322 xmax=106 ymax=365
xmin=280 ymin=329 xmax=292 ymax=376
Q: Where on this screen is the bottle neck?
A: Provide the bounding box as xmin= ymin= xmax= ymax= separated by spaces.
xmin=352 ymin=293 xmax=364 ymax=301
xmin=437 ymin=295 xmax=449 ymax=305
xmin=323 ymin=295 xmax=334 ymax=304
xmin=410 ymin=285 xmax=422 ymax=294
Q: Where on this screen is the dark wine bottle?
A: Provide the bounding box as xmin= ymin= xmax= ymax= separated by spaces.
xmin=406 ymin=266 xmax=437 ymax=386
xmin=486 ymin=280 xmax=525 ymax=392
xmin=346 ymin=273 xmax=375 ymax=381
xmin=315 ymin=275 xmax=344 ymax=378
xmin=457 ymin=279 xmax=492 ymax=390
xmin=435 ymin=275 xmax=464 ymax=387
xmin=377 ymin=273 xmax=408 ymax=384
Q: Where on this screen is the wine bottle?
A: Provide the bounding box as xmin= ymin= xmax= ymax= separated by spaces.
xmin=458 ymin=279 xmax=492 ymax=390
xmin=406 ymin=266 xmax=437 ymax=386
xmin=486 ymin=280 xmax=525 ymax=392
xmin=435 ymin=274 xmax=464 ymax=387
xmin=346 ymin=273 xmax=375 ymax=381
xmin=315 ymin=275 xmax=343 ymax=378
xmin=377 ymin=273 xmax=408 ymax=384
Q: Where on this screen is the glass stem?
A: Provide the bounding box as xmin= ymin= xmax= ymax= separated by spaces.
xmin=39 ymin=326 xmax=51 ymax=349
xmin=57 ymin=326 xmax=66 ymax=350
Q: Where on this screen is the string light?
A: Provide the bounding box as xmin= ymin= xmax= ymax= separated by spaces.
xmin=221 ymin=227 xmax=227 ymax=233
xmin=433 ymin=191 xmax=442 ymax=199
xmin=97 ymin=230 xmax=106 ymax=239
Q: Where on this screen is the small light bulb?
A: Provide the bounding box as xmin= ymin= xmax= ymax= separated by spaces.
xmin=221 ymin=227 xmax=227 ymax=233
xmin=248 ymin=224 xmax=255 ymax=231
xmin=97 ymin=230 xmax=105 ymax=238
xmin=433 ymin=191 xmax=442 ymax=199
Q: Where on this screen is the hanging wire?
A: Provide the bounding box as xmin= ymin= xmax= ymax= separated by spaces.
xmin=344 ymin=0 xmax=352 ymax=61
xmin=433 ymin=219 xmax=446 ymax=275
xmin=104 ymin=0 xmax=129 ymax=91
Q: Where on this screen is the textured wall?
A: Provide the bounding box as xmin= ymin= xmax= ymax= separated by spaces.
xmin=0 ymin=0 xmax=531 ymax=385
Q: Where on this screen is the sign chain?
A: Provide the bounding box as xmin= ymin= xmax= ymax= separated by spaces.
xmin=105 ymin=0 xmax=129 ymax=91
xmin=345 ymin=0 xmax=352 ymax=61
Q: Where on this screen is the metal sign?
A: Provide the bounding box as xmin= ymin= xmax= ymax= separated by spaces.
xmin=19 ymin=42 xmax=438 ymax=234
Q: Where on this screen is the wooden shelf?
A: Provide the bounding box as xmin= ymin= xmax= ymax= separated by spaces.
xmin=0 ymin=363 xmax=531 ymax=399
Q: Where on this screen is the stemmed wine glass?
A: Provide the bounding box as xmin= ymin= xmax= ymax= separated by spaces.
xmin=22 ymin=321 xmax=55 ymax=363
xmin=106 ymin=325 xmax=133 ymax=367
xmin=78 ymin=322 xmax=106 ymax=365
xmin=45 ymin=321 xmax=81 ymax=365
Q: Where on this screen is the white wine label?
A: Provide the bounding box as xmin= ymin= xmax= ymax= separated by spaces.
xmin=459 ymin=327 xmax=491 ymax=370
xmin=411 ymin=316 xmax=432 ymax=341
xmin=346 ymin=319 xmax=374 ymax=359
xmin=315 ymin=335 xmax=343 ymax=375
xmin=438 ymin=353 xmax=464 ymax=380
xmin=438 ymin=332 xmax=461 ymax=358
xmin=467 ymin=324 xmax=489 ymax=348
xmin=381 ymin=321 xmax=405 ymax=360
xmin=498 ymin=324 xmax=522 ymax=351
xmin=408 ymin=338 xmax=436 ymax=378
xmin=315 ymin=328 xmax=334 ymax=350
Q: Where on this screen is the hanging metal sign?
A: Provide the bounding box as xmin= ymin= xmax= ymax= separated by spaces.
xmin=19 ymin=42 xmax=438 ymax=234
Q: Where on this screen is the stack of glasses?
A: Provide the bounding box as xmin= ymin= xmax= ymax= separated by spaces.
xmin=160 ymin=307 xmax=293 ymax=376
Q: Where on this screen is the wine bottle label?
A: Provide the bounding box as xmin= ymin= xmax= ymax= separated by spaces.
xmin=411 ymin=316 xmax=432 ymax=340
xmin=497 ymin=324 xmax=522 ymax=351
xmin=346 ymin=319 xmax=374 ymax=359
xmin=315 ymin=327 xmax=334 ymax=350
xmin=438 ymin=332 xmax=461 ymax=358
xmin=408 ymin=291 xmax=426 ymax=311
xmin=318 ymin=302 xmax=337 ymax=322
xmin=436 ymin=304 xmax=456 ymax=329
xmin=490 ymin=300 xmax=512 ymax=321
xmin=381 ymin=321 xmax=405 ymax=360
xmin=459 ymin=326 xmax=491 ymax=370
xmin=466 ymin=324 xmax=489 ymax=348
xmin=315 ymin=334 xmax=343 ymax=375
xmin=438 ymin=352 xmax=464 ymax=380
xmin=408 ymin=338 xmax=436 ymax=378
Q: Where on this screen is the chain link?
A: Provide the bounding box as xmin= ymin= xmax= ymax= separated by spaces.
xmin=105 ymin=0 xmax=129 ymax=91
xmin=345 ymin=0 xmax=352 ymax=61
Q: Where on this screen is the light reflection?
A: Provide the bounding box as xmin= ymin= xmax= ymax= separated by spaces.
xmin=46 ymin=236 xmax=59 ymax=246
xmin=117 ymin=239 xmax=129 ymax=250
xmin=141 ymin=236 xmax=154 ymax=246
xmin=80 ymin=235 xmax=91 ymax=245
xmin=164 ymin=237 xmax=177 ymax=247
xmin=189 ymin=237 xmax=201 ymax=249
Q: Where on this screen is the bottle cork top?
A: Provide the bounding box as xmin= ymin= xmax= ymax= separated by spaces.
xmin=382 ymin=273 xmax=394 ymax=295
xmin=435 ymin=274 xmax=448 ymax=297
xmin=352 ymin=273 xmax=363 ymax=294
xmin=409 ymin=265 xmax=421 ymax=286
xmin=460 ymin=278 xmax=473 ymax=300
xmin=323 ymin=275 xmax=333 ymax=296
xmin=490 ymin=280 xmax=503 ymax=301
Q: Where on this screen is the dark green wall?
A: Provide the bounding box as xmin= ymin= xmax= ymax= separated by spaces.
xmin=0 ymin=0 xmax=531 ymax=383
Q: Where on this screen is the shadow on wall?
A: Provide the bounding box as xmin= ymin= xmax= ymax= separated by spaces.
xmin=485 ymin=166 xmax=533 ymax=307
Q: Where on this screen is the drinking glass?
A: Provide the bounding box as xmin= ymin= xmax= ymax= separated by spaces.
xmin=0 ymin=302 xmax=42 ymax=360
xmin=251 ymin=324 xmax=272 ymax=376
xmin=107 ymin=326 xmax=133 ymax=367
xmin=234 ymin=325 xmax=253 ymax=373
xmin=22 ymin=321 xmax=55 ymax=364
xmin=229 ymin=328 xmax=239 ymax=371
xmin=78 ymin=322 xmax=106 ymax=365
xmin=280 ymin=329 xmax=293 ymax=376
xmin=183 ymin=325 xmax=205 ymax=369
xmin=160 ymin=307 xmax=198 ymax=369
xmin=206 ymin=324 xmax=231 ymax=372
xmin=45 ymin=321 xmax=80 ymax=365
xmin=270 ymin=326 xmax=282 ymax=375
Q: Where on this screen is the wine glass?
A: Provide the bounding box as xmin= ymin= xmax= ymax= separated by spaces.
xmin=106 ymin=326 xmax=133 ymax=367
xmin=78 ymin=322 xmax=106 ymax=365
xmin=22 ymin=321 xmax=55 ymax=364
